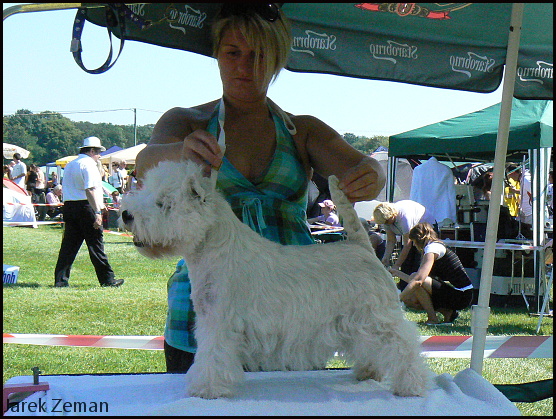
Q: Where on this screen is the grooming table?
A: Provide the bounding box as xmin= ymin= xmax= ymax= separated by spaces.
xmin=4 ymin=369 xmax=519 ymax=416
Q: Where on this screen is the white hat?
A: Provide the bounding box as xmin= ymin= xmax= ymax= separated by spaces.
xmin=318 ymin=199 xmax=335 ymax=209
xmin=80 ymin=136 xmax=106 ymax=152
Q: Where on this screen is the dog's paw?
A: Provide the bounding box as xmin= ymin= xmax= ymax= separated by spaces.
xmin=391 ymin=368 xmax=430 ymax=397
xmin=187 ymin=383 xmax=236 ymax=399
xmin=185 ymin=363 xmax=239 ymax=399
xmin=354 ymin=365 xmax=383 ymax=382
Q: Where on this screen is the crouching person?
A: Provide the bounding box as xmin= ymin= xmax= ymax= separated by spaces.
xmin=388 ymin=222 xmax=473 ymax=325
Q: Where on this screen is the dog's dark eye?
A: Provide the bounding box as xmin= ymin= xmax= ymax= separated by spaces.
xmin=156 ymin=201 xmax=163 ymax=208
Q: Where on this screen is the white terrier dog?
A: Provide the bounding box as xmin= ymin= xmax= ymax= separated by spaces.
xmin=120 ymin=160 xmax=430 ymax=399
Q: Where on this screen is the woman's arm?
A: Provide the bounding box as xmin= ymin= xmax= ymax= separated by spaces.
xmin=135 ymin=104 xmax=222 ymax=180
xmin=392 ymin=233 xmax=412 ymax=270
xmin=381 ymin=230 xmax=397 ymax=266
xmin=296 ymin=115 xmax=385 ymax=202
xmin=389 ymin=252 xmax=436 ymax=286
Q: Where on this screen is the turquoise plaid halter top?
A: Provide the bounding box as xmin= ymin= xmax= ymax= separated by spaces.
xmin=210 ymin=99 xmax=314 ymax=245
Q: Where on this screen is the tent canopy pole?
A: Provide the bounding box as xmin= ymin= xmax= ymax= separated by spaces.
xmin=470 ymin=3 xmax=525 ymax=374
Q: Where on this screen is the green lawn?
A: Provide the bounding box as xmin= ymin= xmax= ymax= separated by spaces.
xmin=3 ymin=224 xmax=553 ymax=415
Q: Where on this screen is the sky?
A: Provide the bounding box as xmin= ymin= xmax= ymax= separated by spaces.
xmin=3 ymin=3 xmax=504 ymax=138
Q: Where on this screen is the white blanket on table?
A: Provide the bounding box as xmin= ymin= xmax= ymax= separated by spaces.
xmin=5 ymin=369 xmax=519 ymax=416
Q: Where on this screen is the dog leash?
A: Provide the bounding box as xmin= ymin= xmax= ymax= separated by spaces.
xmin=71 ymin=4 xmax=151 ymax=74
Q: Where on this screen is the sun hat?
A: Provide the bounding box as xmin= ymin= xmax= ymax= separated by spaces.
xmin=80 ymin=136 xmax=106 ymax=152
xmin=318 ymin=199 xmax=335 ymax=209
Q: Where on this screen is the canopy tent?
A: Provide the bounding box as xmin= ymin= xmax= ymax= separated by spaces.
xmin=100 ymin=143 xmax=146 ymax=166
xmin=388 ymin=99 xmax=552 ymax=240
xmin=54 ymin=155 xmax=78 ymax=168
xmin=371 ymin=151 xmax=413 ymax=202
xmin=389 ymin=99 xmax=552 ymax=161
xmin=3 ymin=142 xmax=30 ymax=160
xmin=388 ymin=98 xmax=552 ymax=320
xmin=100 ymin=145 xmax=122 ymax=156
xmin=3 ymin=179 xmax=37 ymax=227
xmin=3 ymin=1 xmax=553 ymax=389
xmin=5 ymin=3 xmax=548 ymax=99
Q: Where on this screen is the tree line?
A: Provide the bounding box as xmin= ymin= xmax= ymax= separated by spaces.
xmin=3 ymin=109 xmax=154 ymax=166
xmin=3 ymin=109 xmax=389 ymax=167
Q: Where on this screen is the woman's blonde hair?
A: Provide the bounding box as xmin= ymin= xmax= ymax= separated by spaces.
xmin=373 ymin=202 xmax=398 ymax=225
xmin=408 ymin=222 xmax=440 ymax=251
xmin=211 ymin=6 xmax=292 ymax=88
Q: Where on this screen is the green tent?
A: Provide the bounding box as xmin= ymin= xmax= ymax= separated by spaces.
xmin=5 ymin=3 xmax=549 ymax=99
xmin=389 ymin=99 xmax=553 ymax=161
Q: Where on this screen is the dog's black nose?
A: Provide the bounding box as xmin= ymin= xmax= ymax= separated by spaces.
xmin=121 ymin=210 xmax=134 ymax=224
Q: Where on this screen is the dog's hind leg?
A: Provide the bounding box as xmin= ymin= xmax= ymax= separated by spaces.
xmin=344 ymin=310 xmax=429 ymax=397
xmin=328 ymin=175 xmax=373 ymax=252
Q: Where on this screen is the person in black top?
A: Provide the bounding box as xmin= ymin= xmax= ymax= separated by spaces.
xmin=388 ymin=222 xmax=473 ymax=325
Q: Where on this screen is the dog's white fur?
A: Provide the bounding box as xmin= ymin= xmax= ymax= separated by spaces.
xmin=120 ymin=160 xmax=430 ymax=399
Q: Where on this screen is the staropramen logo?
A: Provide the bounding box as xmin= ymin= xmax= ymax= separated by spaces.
xmin=449 ymin=52 xmax=496 ymax=78
xmin=369 ymin=40 xmax=418 ymax=63
xmin=291 ymin=30 xmax=337 ymax=56
xmin=517 ymin=61 xmax=553 ymax=85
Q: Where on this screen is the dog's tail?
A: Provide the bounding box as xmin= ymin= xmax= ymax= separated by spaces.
xmin=328 ymin=175 xmax=374 ymax=253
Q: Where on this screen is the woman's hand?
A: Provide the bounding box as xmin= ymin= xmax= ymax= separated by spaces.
xmin=338 ymin=156 xmax=386 ymax=202
xmin=181 ymin=129 xmax=225 ymax=176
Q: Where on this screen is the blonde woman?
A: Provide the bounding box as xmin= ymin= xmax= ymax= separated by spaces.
xmin=388 ymin=222 xmax=473 ymax=325
xmin=135 ymin=3 xmax=385 ymax=373
xmin=373 ymin=200 xmax=435 ymax=280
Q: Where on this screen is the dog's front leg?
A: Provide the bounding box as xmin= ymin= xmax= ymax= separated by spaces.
xmin=185 ymin=311 xmax=245 ymax=399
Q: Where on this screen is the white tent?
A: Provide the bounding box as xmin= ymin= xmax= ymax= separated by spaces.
xmin=3 ymin=185 xmax=37 ymax=227
xmin=354 ymin=151 xmax=413 ymax=222
xmin=371 ymin=151 xmax=413 ymax=203
xmin=100 ymin=143 xmax=146 ymax=166
xmin=3 ymin=142 xmax=30 ymax=160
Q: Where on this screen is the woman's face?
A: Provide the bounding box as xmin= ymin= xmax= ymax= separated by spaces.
xmin=385 ymin=215 xmax=396 ymax=225
xmin=217 ymin=28 xmax=268 ymax=102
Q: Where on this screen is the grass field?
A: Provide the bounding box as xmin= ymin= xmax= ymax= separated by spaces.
xmin=3 ymin=224 xmax=553 ymax=415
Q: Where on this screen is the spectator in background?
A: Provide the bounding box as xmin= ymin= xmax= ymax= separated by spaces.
xmin=504 ymin=163 xmax=521 ymax=218
xmin=99 ymin=164 xmax=109 ymax=182
xmin=46 ymin=184 xmax=63 ymax=219
xmin=4 ymin=163 xmax=14 ymax=179
xmin=33 ymin=165 xmax=47 ymax=195
xmin=124 ymin=169 xmax=138 ymax=193
xmin=109 ymin=161 xmax=126 ymax=193
xmin=25 ymin=164 xmax=38 ymax=197
xmin=373 ymin=200 xmax=436 ymax=290
xmin=360 ymin=217 xmax=386 ymax=260
xmin=48 ymin=172 xmax=59 ymax=189
xmin=10 ymin=153 xmax=27 ymax=189
xmin=118 ymin=160 xmax=128 ymax=192
xmin=388 ymin=222 xmax=473 ymax=325
xmin=110 ymin=190 xmax=121 ymax=208
xmin=507 ymin=164 xmax=533 ymax=239
xmin=54 ymin=136 xmax=124 ymax=288
xmin=481 ymin=171 xmax=493 ymax=200
xmin=33 ymin=165 xmax=47 ymax=221
xmin=307 ymin=199 xmax=341 ymax=227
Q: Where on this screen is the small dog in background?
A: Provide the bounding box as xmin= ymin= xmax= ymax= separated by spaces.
xmin=120 ymin=160 xmax=430 ymax=399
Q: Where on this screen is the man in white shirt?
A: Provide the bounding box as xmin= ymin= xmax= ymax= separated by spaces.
xmin=118 ymin=160 xmax=128 ymax=193
xmin=54 ymin=136 xmax=124 ymax=287
xmin=10 ymin=153 xmax=27 ymax=189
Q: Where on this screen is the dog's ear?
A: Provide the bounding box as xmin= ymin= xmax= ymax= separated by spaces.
xmin=185 ymin=175 xmax=207 ymax=203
